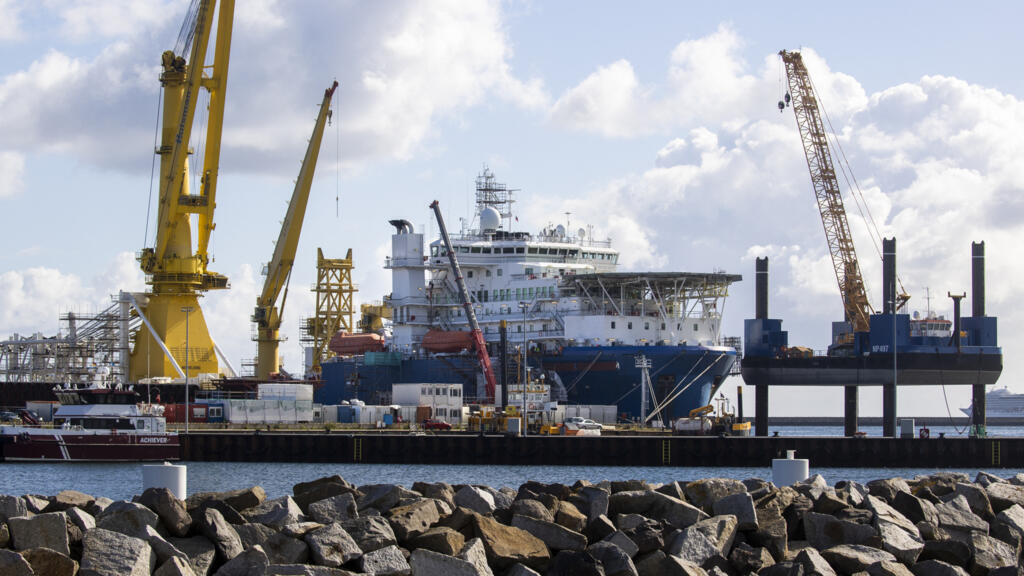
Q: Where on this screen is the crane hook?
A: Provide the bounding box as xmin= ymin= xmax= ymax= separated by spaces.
xmin=785 ymin=92 xmax=792 ymax=105
xmin=778 ymin=100 xmax=785 ymax=112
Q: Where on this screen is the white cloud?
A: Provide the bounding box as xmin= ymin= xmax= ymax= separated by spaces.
xmin=0 ymin=251 xmax=144 ymax=336
xmin=541 ymin=33 xmax=1024 ymax=415
xmin=44 ymin=0 xmax=179 ymax=40
xmin=0 ymin=151 xmax=24 ymax=197
xmin=0 ymin=0 xmax=22 ymax=40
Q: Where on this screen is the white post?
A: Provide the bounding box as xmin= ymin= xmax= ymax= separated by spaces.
xmin=636 ymin=355 xmax=651 ymax=427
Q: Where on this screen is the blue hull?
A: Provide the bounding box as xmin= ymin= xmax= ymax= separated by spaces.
xmin=318 ymin=345 xmax=736 ymax=424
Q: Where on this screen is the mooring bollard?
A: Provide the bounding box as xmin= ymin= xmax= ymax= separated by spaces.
xmin=771 ymin=449 xmax=809 ymax=486
xmin=142 ymin=461 xmax=187 ymax=499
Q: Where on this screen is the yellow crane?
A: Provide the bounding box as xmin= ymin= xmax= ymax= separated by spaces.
xmin=130 ymin=0 xmax=234 ymax=382
xmin=779 ymin=50 xmax=874 ymax=334
xmin=254 ymin=81 xmax=339 ymax=380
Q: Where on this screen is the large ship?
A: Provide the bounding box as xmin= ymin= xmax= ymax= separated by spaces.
xmin=961 ymin=387 xmax=1024 ymax=419
xmin=317 ymin=169 xmax=741 ymax=423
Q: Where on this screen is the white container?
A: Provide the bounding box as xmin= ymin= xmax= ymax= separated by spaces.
xmin=142 ymin=462 xmax=187 ymax=499
xmin=771 ymin=450 xmax=809 ymax=486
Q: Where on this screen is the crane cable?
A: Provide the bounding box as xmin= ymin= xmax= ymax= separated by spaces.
xmin=335 ymin=79 xmax=340 ymax=218
xmin=804 ymin=62 xmax=911 ymax=303
xmin=144 ymin=89 xmax=163 ymax=248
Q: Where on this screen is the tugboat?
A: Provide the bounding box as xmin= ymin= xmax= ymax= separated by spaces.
xmin=0 ymin=384 xmax=178 ymax=462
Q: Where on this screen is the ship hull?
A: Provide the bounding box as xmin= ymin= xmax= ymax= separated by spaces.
xmin=1 ymin=429 xmax=179 ymax=462
xmin=319 ymin=345 xmax=736 ymax=423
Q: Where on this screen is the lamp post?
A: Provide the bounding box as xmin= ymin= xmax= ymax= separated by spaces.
xmin=181 ymin=306 xmax=193 ymax=434
xmin=519 ymin=301 xmax=528 ymax=437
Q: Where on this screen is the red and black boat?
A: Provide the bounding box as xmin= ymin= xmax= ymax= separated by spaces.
xmin=0 ymin=385 xmax=179 ymax=462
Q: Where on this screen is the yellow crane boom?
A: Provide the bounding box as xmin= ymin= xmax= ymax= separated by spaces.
xmin=254 ymin=81 xmax=339 ymax=380
xmin=780 ymin=50 xmax=873 ymax=334
xmin=130 ymin=0 xmax=234 ymax=382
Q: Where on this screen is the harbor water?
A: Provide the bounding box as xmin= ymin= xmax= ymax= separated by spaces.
xmin=3 ymin=461 xmax=1023 ymax=503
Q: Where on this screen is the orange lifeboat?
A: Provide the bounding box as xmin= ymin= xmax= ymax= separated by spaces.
xmin=421 ymin=329 xmax=473 ymax=353
xmin=329 ymin=332 xmax=385 ymax=356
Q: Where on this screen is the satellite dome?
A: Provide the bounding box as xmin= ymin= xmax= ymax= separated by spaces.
xmin=555 ymin=224 xmax=566 ymax=238
xmin=480 ymin=206 xmax=501 ymax=232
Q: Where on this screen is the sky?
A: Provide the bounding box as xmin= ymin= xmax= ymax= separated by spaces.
xmin=1 ymin=0 xmax=1022 ymax=418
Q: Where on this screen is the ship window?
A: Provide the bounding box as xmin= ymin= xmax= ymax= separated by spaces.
xmin=483 ymin=248 xmax=491 ymax=254
xmin=471 ymin=247 xmax=481 ymax=253
xmin=559 ymin=249 xmax=567 ymax=256
xmin=516 ymin=247 xmax=524 ymax=254
xmin=528 ymin=248 xmax=538 ymax=254
xmin=525 ymin=268 xmax=534 ymax=275
xmin=628 ymin=322 xmax=633 ymax=329
xmin=486 ymin=270 xmax=492 ymax=277
xmin=503 ymin=248 xmax=514 ymax=254
xmin=467 ymin=271 xmax=473 ymax=278
xmin=517 ymin=325 xmax=522 ymax=332
xmin=661 ymin=323 xmax=666 ymax=330
xmin=136 ymin=419 xmax=145 ymax=429
xmin=645 ymin=322 xmax=650 ymax=330
xmin=693 ymin=323 xmax=699 ymax=331
xmin=431 ymin=246 xmax=438 ymax=256
xmin=569 ymin=250 xmax=578 ymax=257
xmin=460 ymin=247 xmax=469 ymax=253
xmin=497 ymin=269 xmax=503 ymax=276
xmin=611 ymin=321 xmax=616 ymax=329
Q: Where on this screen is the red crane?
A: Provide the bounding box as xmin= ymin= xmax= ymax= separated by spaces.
xmin=429 ymin=200 xmax=498 ymax=402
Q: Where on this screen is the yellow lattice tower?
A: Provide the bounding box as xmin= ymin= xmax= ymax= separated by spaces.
xmin=303 ymin=248 xmax=355 ymax=378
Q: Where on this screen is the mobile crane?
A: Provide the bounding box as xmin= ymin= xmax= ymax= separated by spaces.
xmin=429 ymin=200 xmax=498 ymax=403
xmin=253 ymin=81 xmax=339 ymax=380
xmin=778 ymin=50 xmax=905 ymax=337
xmin=130 ymin=0 xmax=234 ymax=381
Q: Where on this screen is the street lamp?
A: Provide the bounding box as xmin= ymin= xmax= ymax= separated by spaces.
xmin=181 ymin=306 xmax=194 ymax=434
xmin=518 ymin=301 xmax=528 ymax=437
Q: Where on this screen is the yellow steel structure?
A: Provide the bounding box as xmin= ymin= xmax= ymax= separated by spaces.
xmin=254 ymin=81 xmax=339 ymax=380
xmin=131 ymin=0 xmax=234 ymax=381
xmin=780 ymin=50 xmax=873 ymax=333
xmin=303 ymin=248 xmax=356 ymax=378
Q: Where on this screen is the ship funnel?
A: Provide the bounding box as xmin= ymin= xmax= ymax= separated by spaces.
xmin=755 ymin=257 xmax=768 ymax=320
xmin=388 ymin=219 xmax=414 ymax=234
xmin=972 ymin=241 xmax=985 ymax=317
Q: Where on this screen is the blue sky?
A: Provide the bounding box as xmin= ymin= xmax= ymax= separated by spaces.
xmin=1 ymin=0 xmax=1022 ymax=417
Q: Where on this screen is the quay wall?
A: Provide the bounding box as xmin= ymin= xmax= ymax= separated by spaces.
xmin=182 ymin=432 xmax=1021 ymax=468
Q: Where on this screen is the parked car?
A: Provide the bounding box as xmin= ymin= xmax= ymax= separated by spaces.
xmin=422 ymin=419 xmax=452 ymax=431
xmin=0 ymin=411 xmax=21 ymax=423
xmin=565 ymin=417 xmax=602 ymax=430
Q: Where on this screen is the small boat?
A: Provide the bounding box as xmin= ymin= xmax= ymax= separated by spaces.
xmin=0 ymin=385 xmax=179 ymax=462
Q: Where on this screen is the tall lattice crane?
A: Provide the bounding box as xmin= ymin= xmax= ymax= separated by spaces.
xmin=253 ymin=81 xmax=339 ymax=380
xmin=429 ymin=200 xmax=498 ymax=402
xmin=779 ymin=50 xmax=874 ymax=334
xmin=130 ymin=0 xmax=234 ymax=382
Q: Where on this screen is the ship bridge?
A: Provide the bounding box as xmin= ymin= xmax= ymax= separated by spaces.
xmin=559 ymin=272 xmax=742 ymax=319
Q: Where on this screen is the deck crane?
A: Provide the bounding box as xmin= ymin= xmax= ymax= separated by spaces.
xmin=429 ymin=200 xmax=498 ymax=403
xmin=253 ymin=81 xmax=339 ymax=380
xmin=779 ymin=50 xmax=878 ymax=336
xmin=130 ymin=0 xmax=235 ymax=382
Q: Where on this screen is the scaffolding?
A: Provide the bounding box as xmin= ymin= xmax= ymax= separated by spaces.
xmin=0 ymin=294 xmax=137 ymax=386
xmin=301 ymin=248 xmax=356 ymax=378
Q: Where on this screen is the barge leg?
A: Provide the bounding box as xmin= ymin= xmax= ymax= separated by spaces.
xmin=883 ymin=381 xmax=897 ymax=438
xmin=755 ymin=382 xmax=769 ymax=436
xmin=844 ymin=385 xmax=858 ymax=436
xmin=973 ymin=383 xmax=986 ymax=430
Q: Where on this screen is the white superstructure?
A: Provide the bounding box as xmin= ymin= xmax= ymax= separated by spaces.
xmin=384 ymin=168 xmax=733 ymax=354
xmin=961 ymin=387 xmax=1024 ymax=418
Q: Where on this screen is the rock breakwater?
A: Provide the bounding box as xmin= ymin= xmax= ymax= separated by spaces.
xmin=1 ymin=471 xmax=1023 ymax=575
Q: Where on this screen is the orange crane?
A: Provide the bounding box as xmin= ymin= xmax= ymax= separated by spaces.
xmin=429 ymin=200 xmax=498 ymax=402
xmin=779 ymin=50 xmax=875 ymax=335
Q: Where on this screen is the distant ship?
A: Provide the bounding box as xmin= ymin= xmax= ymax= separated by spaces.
xmin=317 ymin=168 xmax=742 ymax=423
xmin=961 ymin=387 xmax=1024 ymax=419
